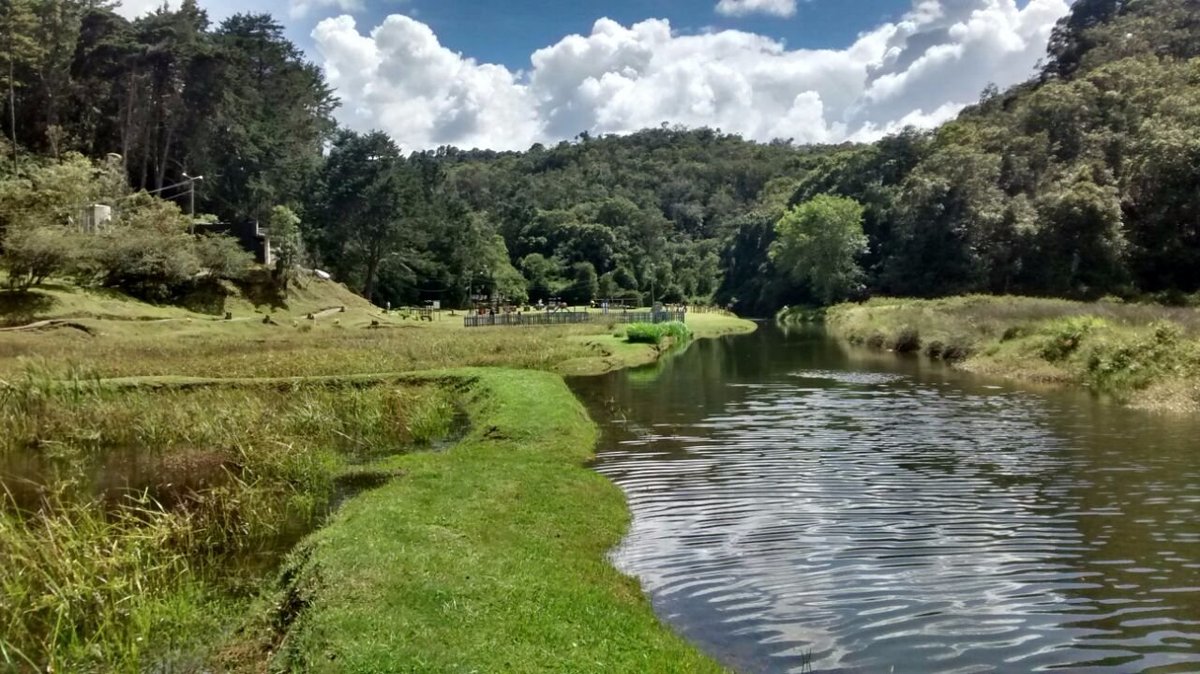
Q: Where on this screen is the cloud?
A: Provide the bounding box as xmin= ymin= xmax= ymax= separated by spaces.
xmin=290 ymin=0 xmax=364 ymax=19
xmin=313 ymin=0 xmax=1071 ymax=152
xmin=114 ymin=0 xmax=172 ymax=18
xmin=714 ymin=0 xmax=799 ymax=18
xmin=313 ymin=15 xmax=542 ymax=152
xmin=114 ymin=0 xmax=279 ymax=21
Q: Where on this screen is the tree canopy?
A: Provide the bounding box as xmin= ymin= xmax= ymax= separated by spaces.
xmin=4 ymin=0 xmax=1200 ymax=313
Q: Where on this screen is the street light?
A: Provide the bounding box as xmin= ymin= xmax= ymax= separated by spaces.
xmin=181 ymin=172 xmax=204 ymax=233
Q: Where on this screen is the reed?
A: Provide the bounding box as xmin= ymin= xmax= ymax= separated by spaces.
xmin=625 ymin=321 xmax=693 ymax=346
xmin=0 ymin=371 xmax=463 ymax=672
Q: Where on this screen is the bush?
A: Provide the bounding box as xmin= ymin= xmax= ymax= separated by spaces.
xmin=660 ymin=321 xmax=692 ymax=343
xmin=1039 ymin=316 xmax=1107 ymax=362
xmin=195 ymin=233 xmax=254 ymax=281
xmin=625 ymin=323 xmax=666 ymax=344
xmin=95 ymin=227 xmax=200 ymax=301
xmin=893 ymin=326 xmax=921 ymax=352
xmin=1 ymin=226 xmax=76 ymax=290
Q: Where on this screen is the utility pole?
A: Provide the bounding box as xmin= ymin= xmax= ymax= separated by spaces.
xmin=182 ymin=172 xmax=203 ymax=233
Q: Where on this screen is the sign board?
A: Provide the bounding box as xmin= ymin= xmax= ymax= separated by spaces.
xmin=431 ymin=300 xmax=441 ymax=310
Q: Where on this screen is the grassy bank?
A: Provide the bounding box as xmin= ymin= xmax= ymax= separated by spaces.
xmin=228 ymin=370 xmax=723 ymax=672
xmin=0 ymin=283 xmax=753 ymax=671
xmin=558 ymin=312 xmax=756 ymax=376
xmin=825 ymin=296 xmax=1200 ymax=412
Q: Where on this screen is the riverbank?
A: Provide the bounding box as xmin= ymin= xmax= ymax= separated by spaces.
xmin=225 ymin=369 xmax=724 ymax=671
xmin=822 ymin=296 xmax=1200 ymax=413
xmin=0 ymin=282 xmax=752 ymax=670
xmin=559 ymin=313 xmax=756 ymax=375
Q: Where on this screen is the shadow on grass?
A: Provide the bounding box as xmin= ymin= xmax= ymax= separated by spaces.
xmin=0 ymin=290 xmax=57 ymax=326
xmin=235 ymin=269 xmax=288 ymax=312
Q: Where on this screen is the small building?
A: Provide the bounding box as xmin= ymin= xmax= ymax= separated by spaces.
xmin=78 ymin=204 xmax=113 ymax=233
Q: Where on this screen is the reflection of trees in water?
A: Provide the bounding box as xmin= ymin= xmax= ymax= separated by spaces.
xmin=1045 ymin=405 xmax=1200 ymax=666
xmin=572 ymin=325 xmax=1200 ymax=671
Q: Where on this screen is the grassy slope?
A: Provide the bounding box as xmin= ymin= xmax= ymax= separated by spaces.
xmin=825 ymin=296 xmax=1200 ymax=413
xmin=255 ymin=370 xmax=723 ymax=672
xmin=0 ymin=285 xmax=755 ymax=380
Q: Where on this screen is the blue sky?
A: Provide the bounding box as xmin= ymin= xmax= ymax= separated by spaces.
xmin=397 ymin=0 xmax=908 ymax=69
xmin=118 ymin=0 xmax=1074 ymax=151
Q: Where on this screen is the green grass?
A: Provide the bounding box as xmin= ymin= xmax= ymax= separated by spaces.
xmin=233 ymin=369 xmax=724 ymax=672
xmin=0 ymin=283 xmax=755 ymax=671
xmin=826 ymin=295 xmax=1200 ymax=412
xmin=625 ymin=321 xmax=694 ymax=346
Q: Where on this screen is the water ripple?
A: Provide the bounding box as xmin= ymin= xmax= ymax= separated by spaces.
xmin=577 ymin=332 xmax=1200 ymax=674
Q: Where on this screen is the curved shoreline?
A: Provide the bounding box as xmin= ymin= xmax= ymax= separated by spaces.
xmin=223 ymin=318 xmax=755 ymax=671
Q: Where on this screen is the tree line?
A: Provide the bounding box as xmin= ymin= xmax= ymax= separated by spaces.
xmin=2 ymin=0 xmax=1198 ymax=314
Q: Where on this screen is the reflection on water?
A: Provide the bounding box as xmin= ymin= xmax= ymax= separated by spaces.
xmin=570 ymin=325 xmax=1200 ymax=673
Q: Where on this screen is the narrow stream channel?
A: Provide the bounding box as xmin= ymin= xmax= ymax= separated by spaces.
xmin=569 ymin=324 xmax=1200 ymax=673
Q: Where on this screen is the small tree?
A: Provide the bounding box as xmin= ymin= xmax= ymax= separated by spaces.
xmin=566 ymin=261 xmax=598 ymax=305
xmin=769 ymin=195 xmax=868 ymax=305
xmin=94 ymin=197 xmax=200 ymax=300
xmin=1 ymin=225 xmax=74 ymax=290
xmin=268 ymin=204 xmax=303 ymax=289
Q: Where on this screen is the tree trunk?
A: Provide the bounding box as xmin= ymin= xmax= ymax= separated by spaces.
xmin=157 ymin=119 xmax=175 ymax=191
xmin=362 ymin=243 xmax=381 ymax=303
xmin=8 ymin=57 xmax=16 ymax=172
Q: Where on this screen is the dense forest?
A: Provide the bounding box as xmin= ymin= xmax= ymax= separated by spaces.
xmin=1 ymin=0 xmax=1198 ymax=315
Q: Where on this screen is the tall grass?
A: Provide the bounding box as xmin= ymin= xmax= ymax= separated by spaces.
xmin=624 ymin=321 xmax=693 ymax=346
xmin=0 ymin=489 xmax=191 ymax=671
xmin=826 ymin=296 xmax=1200 ymax=411
xmin=0 ymin=369 xmax=464 ymax=671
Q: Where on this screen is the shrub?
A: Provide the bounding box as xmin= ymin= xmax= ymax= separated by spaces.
xmin=625 ymin=323 xmax=666 ymax=345
xmin=95 ymin=227 xmax=200 ymax=301
xmin=660 ymin=321 xmax=693 ymax=343
xmin=1039 ymin=316 xmax=1107 ymax=362
xmin=1 ymin=226 xmax=76 ymax=290
xmin=85 ymin=197 xmax=231 ymax=301
xmin=893 ymin=326 xmax=921 ymax=352
xmin=194 ymin=233 xmax=254 ymax=281
xmin=624 ymin=321 xmax=692 ymax=346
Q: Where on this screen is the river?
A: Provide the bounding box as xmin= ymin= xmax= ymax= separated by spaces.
xmin=568 ymin=324 xmax=1200 ymax=673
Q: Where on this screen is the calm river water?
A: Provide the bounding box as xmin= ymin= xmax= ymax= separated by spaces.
xmin=568 ymin=325 xmax=1200 ymax=673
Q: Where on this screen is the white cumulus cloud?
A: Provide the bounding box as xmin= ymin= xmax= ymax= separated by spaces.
xmin=715 ymin=0 xmax=799 ymax=18
xmin=313 ymin=15 xmax=542 ymax=151
xmin=313 ymin=0 xmax=1071 ymax=152
xmin=290 ymin=0 xmax=364 ymax=20
xmin=114 ymin=0 xmax=173 ymax=18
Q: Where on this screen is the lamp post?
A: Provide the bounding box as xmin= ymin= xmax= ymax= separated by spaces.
xmin=181 ymin=172 xmax=204 ymax=233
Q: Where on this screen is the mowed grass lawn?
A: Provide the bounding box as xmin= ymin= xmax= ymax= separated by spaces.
xmin=240 ymin=370 xmax=724 ymax=672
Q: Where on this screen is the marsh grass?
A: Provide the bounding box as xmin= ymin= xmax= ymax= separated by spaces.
xmin=0 ymin=369 xmax=463 ymax=672
xmin=625 ymin=321 xmax=693 ymax=346
xmin=827 ymin=296 xmax=1200 ymax=411
xmin=0 ymin=283 xmax=756 ymax=670
xmin=0 ymin=487 xmax=192 ymax=671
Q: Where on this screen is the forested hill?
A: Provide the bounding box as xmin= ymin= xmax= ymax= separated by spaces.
xmin=2 ymin=0 xmax=1199 ymax=315
xmin=759 ymin=0 xmax=1200 ymax=312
